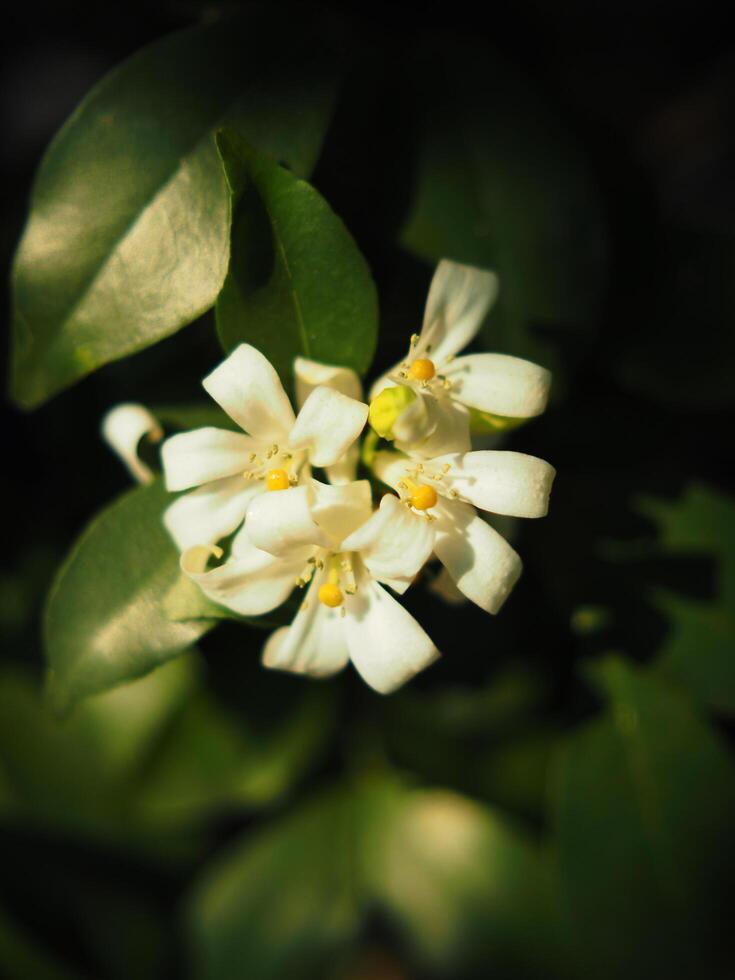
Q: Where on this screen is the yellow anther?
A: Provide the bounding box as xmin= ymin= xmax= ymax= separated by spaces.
xmin=318 ymin=582 xmax=344 ymax=607
xmin=265 ymin=468 xmax=290 ymax=491
xmin=410 ymin=333 xmax=421 ymax=346
xmin=411 ymin=484 xmax=438 ymax=511
xmin=410 ymin=358 xmax=436 ymax=381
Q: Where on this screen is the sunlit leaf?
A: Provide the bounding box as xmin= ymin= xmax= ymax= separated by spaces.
xmin=553 ymin=657 xmax=735 ymax=979
xmin=45 ymin=481 xmax=211 ymax=712
xmin=0 ymin=656 xmax=196 ymax=833
xmin=364 ymin=787 xmax=569 ymax=976
xmin=10 ymin=13 xmax=337 ymax=408
xmin=215 ymin=132 xmax=378 ymax=387
xmin=188 ymin=776 xmax=567 ymax=979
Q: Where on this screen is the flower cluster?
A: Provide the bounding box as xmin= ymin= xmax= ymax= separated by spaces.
xmin=104 ymin=260 xmax=555 ymax=693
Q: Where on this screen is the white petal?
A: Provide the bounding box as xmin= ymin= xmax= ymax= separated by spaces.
xmin=433 ymin=498 xmax=522 ymax=613
xmin=325 ymin=444 xmax=360 ymax=485
xmin=434 ymin=451 xmax=556 ymax=517
xmin=262 ymin=576 xmax=349 ymax=678
xmin=344 ymin=576 xmax=439 ymax=693
xmin=311 ymin=479 xmax=374 ymax=544
xmin=202 ymin=344 xmax=295 ymax=441
xmin=288 ymin=386 xmax=368 ymax=468
xmin=294 ymin=356 xmax=363 ymax=408
xmin=342 ymin=494 xmax=434 ymax=588
xmin=162 ymin=428 xmax=258 ymax=491
xmin=245 ymin=484 xmax=331 ymax=557
xmin=418 ymin=260 xmax=499 ymax=366
xmin=101 ymin=403 xmax=162 ymax=484
xmin=445 ymin=353 xmax=551 ymax=418
xmin=163 ymin=475 xmax=260 ymax=551
xmin=395 ymin=394 xmax=470 ymax=458
xmin=372 ymin=450 xmax=410 ymax=491
xmin=391 ymin=389 xmax=434 ymax=446
xmin=181 ymin=531 xmax=301 ymax=617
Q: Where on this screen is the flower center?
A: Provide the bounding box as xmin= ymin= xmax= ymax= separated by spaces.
xmin=409 ymin=358 xmax=436 ymax=381
xmin=317 ymin=582 xmax=343 ymax=607
xmin=265 ymin=468 xmax=290 ymax=491
xmin=312 ymin=554 xmax=357 ymax=609
xmin=398 ymin=475 xmax=439 ymax=512
xmin=410 ymin=484 xmax=438 ymax=510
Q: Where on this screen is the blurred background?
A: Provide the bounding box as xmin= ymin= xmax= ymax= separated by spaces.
xmin=2 ymin=1 xmax=735 ymax=977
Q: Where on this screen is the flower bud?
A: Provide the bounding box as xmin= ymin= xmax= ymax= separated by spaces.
xmin=368 ymin=385 xmax=416 ymax=439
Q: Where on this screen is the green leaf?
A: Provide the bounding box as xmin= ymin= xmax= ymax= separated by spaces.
xmin=638 ymin=484 xmax=735 ymax=713
xmin=0 ymin=656 xmax=197 ymax=835
xmin=401 ymin=40 xmax=606 ymax=376
xmin=215 ymin=132 xmax=378 ymax=387
xmin=553 ymin=657 xmax=735 ymax=979
xmin=45 ymin=481 xmax=211 ymax=712
xmin=187 ymin=776 xmax=567 ymax=979
xmin=136 ymin=686 xmax=336 ymax=825
xmin=10 ymin=14 xmax=337 ymax=409
xmin=363 ymin=788 xmax=568 ymax=976
xmin=187 ymin=784 xmax=363 ymax=980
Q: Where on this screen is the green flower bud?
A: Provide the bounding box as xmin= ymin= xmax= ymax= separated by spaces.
xmin=368 ymin=385 xmax=417 ymax=439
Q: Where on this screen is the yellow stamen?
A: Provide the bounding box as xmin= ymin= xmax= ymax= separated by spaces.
xmin=265 ymin=468 xmax=290 ymax=491
xmin=410 ymin=358 xmax=436 ymax=381
xmin=410 ymin=484 xmax=438 ymax=510
xmin=318 ymin=582 xmax=343 ymax=607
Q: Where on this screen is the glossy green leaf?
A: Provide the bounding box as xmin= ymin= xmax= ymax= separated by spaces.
xmin=553 ymin=657 xmax=735 ymax=979
xmin=0 ymin=656 xmax=197 ymax=834
xmin=10 ymin=14 xmax=337 ymax=409
xmin=136 ymin=686 xmax=336 ymax=826
xmin=188 ymin=776 xmax=567 ymax=979
xmin=188 ymin=784 xmax=363 ymax=980
xmin=364 ymin=788 xmax=568 ymax=977
xmin=401 ymin=40 xmax=606 ymax=376
xmin=215 ymin=132 xmax=378 ymax=387
xmin=45 ymin=481 xmax=211 ymax=712
xmin=638 ymin=484 xmax=735 ymax=713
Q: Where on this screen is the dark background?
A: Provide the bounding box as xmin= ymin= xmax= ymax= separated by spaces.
xmin=2 ymin=1 xmax=735 ymax=978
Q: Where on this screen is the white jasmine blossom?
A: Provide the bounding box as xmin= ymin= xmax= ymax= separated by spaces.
xmin=373 ymin=447 xmax=556 ymax=613
xmin=184 ymin=478 xmax=439 ymax=693
xmin=293 ymin=356 xmax=363 ymax=484
xmin=101 ymin=403 xmax=163 ymax=484
xmin=160 ymin=344 xmax=368 ymax=551
xmin=369 ymin=259 xmax=551 ymax=457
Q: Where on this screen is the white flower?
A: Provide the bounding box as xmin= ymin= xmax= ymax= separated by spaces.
xmin=183 ymin=479 xmax=439 ymax=693
xmin=369 ymin=259 xmax=551 ymax=457
xmin=373 ymin=447 xmax=556 ymax=614
xmin=160 ymin=345 xmax=368 ymax=551
xmin=101 ymin=403 xmax=163 ymax=484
